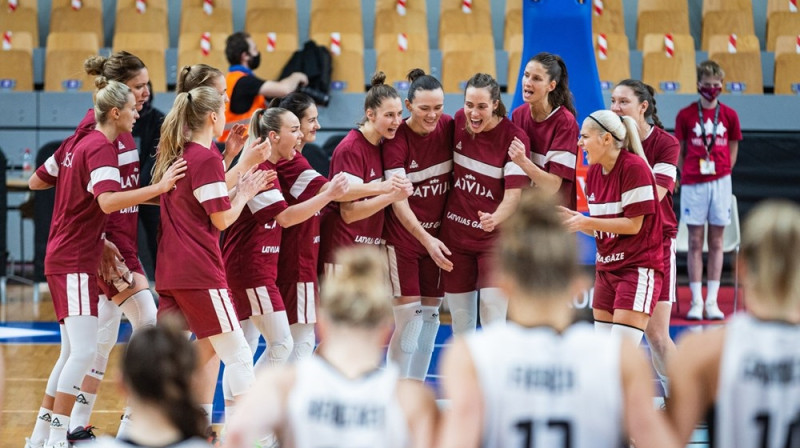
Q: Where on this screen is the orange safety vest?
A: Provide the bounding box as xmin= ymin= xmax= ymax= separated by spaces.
xmin=222 ymin=71 xmax=267 ymax=142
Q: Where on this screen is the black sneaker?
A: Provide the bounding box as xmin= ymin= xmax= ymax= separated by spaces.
xmin=67 ymin=426 xmax=96 ymax=444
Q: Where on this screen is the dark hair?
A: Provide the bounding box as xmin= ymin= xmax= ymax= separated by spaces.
xmin=225 ymin=31 xmax=251 ymax=66
xmin=360 ymin=72 xmax=400 ymax=125
xmin=465 ymin=73 xmax=506 ymax=117
xmin=530 ymin=52 xmax=577 ymax=118
xmin=84 ymin=51 xmax=146 ymax=84
xmin=406 ymin=68 xmax=443 ymax=102
xmin=616 ymin=79 xmax=664 ymax=129
xmin=277 ymin=92 xmax=316 ymax=121
xmin=177 ymin=64 xmax=224 ymax=93
xmin=122 ymin=319 xmax=205 ymax=439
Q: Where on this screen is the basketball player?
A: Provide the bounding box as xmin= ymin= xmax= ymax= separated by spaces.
xmin=382 ymin=69 xmax=453 ymax=380
xmin=320 ymin=72 xmax=413 ymax=274
xmin=439 ymin=73 xmax=530 ymax=334
xmin=438 ymin=193 xmax=679 ymax=448
xmin=561 ymin=110 xmax=663 ymax=345
xmin=225 ymin=247 xmax=438 ymax=448
xmin=25 ymin=79 xmax=186 ymax=448
xmin=611 ymin=79 xmax=679 ymax=399
xmin=220 ymin=107 xmax=348 ymax=415
xmin=150 ymin=86 xmax=271 ymax=431
xmin=668 ymin=200 xmax=800 ymax=447
xmin=510 ymin=52 xmax=579 ymax=209
xmin=91 ymin=320 xmax=210 ymax=448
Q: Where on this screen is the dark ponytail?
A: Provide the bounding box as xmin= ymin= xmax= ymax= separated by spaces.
xmin=531 ymin=52 xmax=576 ymax=118
xmin=616 ymin=79 xmax=664 ymax=129
xmin=277 ymin=92 xmax=315 ymax=121
xmin=122 ymin=319 xmax=206 ymax=439
xmin=406 ymin=68 xmax=443 ymax=103
xmin=465 ymin=73 xmax=506 ymax=117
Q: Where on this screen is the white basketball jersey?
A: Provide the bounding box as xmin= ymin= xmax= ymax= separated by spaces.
xmin=466 ymin=321 xmax=626 ymax=448
xmin=715 ymin=314 xmax=800 ymax=448
xmin=284 ymin=356 xmax=410 ymax=448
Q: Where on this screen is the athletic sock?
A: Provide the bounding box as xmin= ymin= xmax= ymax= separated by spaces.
xmin=689 ymin=282 xmax=703 ymax=303
xmin=70 ymin=391 xmax=96 ymax=430
xmin=47 ymin=414 xmax=69 ymax=445
xmin=30 ymin=407 xmax=53 ymax=445
xmin=706 ymin=280 xmax=721 ymax=304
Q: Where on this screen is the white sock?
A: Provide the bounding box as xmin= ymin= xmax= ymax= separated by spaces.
xmin=288 ymin=323 xmax=315 ymax=362
xmin=594 ymin=320 xmax=614 ymax=334
xmin=387 ymin=301 xmax=423 ymax=378
xmin=689 ymin=282 xmax=703 ymax=303
xmin=47 ymin=414 xmax=70 ymax=445
xmin=707 ymin=280 xmax=721 ymax=303
xmin=119 ymin=289 xmax=157 ymax=331
xmin=201 ymin=404 xmax=213 ymax=429
xmin=69 ymin=391 xmax=96 ymax=430
xmin=408 ymin=305 xmax=440 ymax=381
xmin=30 ymin=407 xmax=53 ymax=445
xmin=612 ymin=324 xmax=644 ymax=346
xmin=479 ymin=288 xmax=507 ymax=327
xmin=446 ymin=291 xmax=478 ymax=334
xmin=116 ymin=406 xmax=132 ymax=439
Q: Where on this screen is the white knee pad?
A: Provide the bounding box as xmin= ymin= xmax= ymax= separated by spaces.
xmin=479 ymin=288 xmax=507 ymax=326
xmin=446 ymin=292 xmax=478 ymax=334
xmin=119 ymin=289 xmax=157 ymax=331
xmin=95 ymin=297 xmax=123 ymax=364
xmin=252 ymin=312 xmax=293 ymax=368
xmin=393 ymin=302 xmax=423 ymax=353
xmin=416 ymin=306 xmax=440 ymax=353
xmin=46 ymin=324 xmax=71 ymax=396
xmin=240 ymin=319 xmax=261 ymax=356
xmin=209 ymin=329 xmax=255 ymax=398
xmin=57 ymin=316 xmax=98 ymax=395
xmin=289 ymin=323 xmax=315 ymax=362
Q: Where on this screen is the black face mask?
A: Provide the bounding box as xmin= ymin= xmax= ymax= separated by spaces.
xmin=249 ymin=52 xmax=261 ymax=70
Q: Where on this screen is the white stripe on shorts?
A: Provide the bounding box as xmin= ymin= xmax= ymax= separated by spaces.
xmin=668 ymin=238 xmax=677 ymax=303
xmin=246 ymin=286 xmax=274 ymax=316
xmin=220 ymin=289 xmax=240 ymax=330
xmin=305 ymin=283 xmax=316 ymax=323
xmin=633 ymin=268 xmax=655 ymax=313
xmin=66 ymin=273 xmax=90 ymax=316
xmin=385 ymin=245 xmax=402 ymax=297
xmin=297 ymin=283 xmax=306 ymax=324
xmin=210 ymin=289 xmax=233 ymax=333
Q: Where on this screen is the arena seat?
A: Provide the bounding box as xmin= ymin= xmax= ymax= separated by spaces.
xmin=441 ymin=36 xmax=496 ymax=93
xmin=0 ymin=0 xmax=38 ymax=46
xmin=374 ymin=9 xmax=428 ymax=42
xmin=702 ymin=0 xmax=753 ymax=23
xmin=701 ymin=10 xmax=755 ymax=50
xmin=642 ymin=33 xmax=695 ymax=55
xmin=116 ymin=0 xmax=166 ymax=11
xmin=376 ymin=49 xmax=430 ymax=89
xmin=312 ymin=0 xmax=360 ymax=13
xmin=767 ymin=12 xmax=800 ymax=51
xmin=439 ymin=0 xmax=491 ymax=14
xmin=179 ymin=7 xmax=233 ymax=36
xmin=504 ymin=11 xmax=522 ymax=52
xmin=375 ymin=32 xmax=427 ymax=53
xmin=177 ymin=32 xmax=229 ymax=75
xmin=595 ymin=50 xmax=631 ymax=91
xmin=506 ymin=33 xmax=523 ymax=53
xmin=50 ymin=0 xmax=101 ymax=11
xmin=329 ymin=51 xmax=365 ymax=93
xmin=44 ymin=32 xmax=99 ymax=92
xmin=0 ymin=31 xmax=34 ymax=91
xmin=311 ymin=32 xmax=364 ymax=55
xmin=245 ymin=8 xmax=299 ymax=36
xmin=592 ymin=5 xmax=625 ymax=35
xmin=439 ymin=9 xmax=493 ymax=45
xmin=708 ymin=33 xmax=760 ymax=53
xmin=310 ymin=8 xmax=363 ymax=37
xmin=115 ymin=6 xmax=168 ymax=48
xmin=250 ymin=32 xmax=300 ymax=82
xmin=774 ymin=51 xmax=800 ymax=94
xmin=638 ymin=0 xmax=688 ymax=15
xmin=183 ymin=0 xmax=231 ymax=10
xmin=709 ymin=49 xmax=764 ymax=94
xmin=642 ymin=50 xmax=697 ymax=94
xmin=376 ymin=0 xmax=426 ymax=14
xmin=112 ymin=34 xmax=168 ymax=91
xmin=507 ymin=50 xmax=521 ymax=94
xmin=50 ymin=6 xmax=104 ymax=48
xmin=637 ymin=10 xmax=690 ymax=49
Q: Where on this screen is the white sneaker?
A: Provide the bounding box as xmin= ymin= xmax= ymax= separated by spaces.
xmin=44 ymin=441 xmax=69 ymax=448
xmin=24 ymin=438 xmax=44 ymax=448
xmin=686 ymin=299 xmax=704 ymax=320
xmin=705 ymin=300 xmax=725 ymax=320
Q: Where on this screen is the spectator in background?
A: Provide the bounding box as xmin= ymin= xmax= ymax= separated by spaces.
xmin=222 ymin=32 xmax=308 ymax=142
xmin=674 ymin=60 xmax=742 ymax=321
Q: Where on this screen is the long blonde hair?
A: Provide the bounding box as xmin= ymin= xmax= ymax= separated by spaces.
xmin=321 ymin=247 xmax=392 ymax=328
xmin=584 ymin=109 xmax=650 ymax=168
xmin=152 ymin=86 xmax=222 ymax=183
xmin=742 ymin=200 xmax=800 ymax=313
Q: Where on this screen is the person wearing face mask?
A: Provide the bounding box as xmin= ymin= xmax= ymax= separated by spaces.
xmin=674 ymin=60 xmax=742 ymax=321
xmin=222 ymin=32 xmax=308 ymax=142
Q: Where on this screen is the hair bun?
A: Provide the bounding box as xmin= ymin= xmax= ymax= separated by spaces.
xmin=94 ymin=75 xmax=110 ymax=90
xmin=406 ymin=68 xmax=426 ymax=83
xmin=370 ymin=71 xmax=387 ymax=87
xmin=84 ymin=55 xmax=108 ymax=76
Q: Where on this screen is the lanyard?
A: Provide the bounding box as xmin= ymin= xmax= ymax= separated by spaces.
xmin=697 ymin=101 xmax=721 ymax=157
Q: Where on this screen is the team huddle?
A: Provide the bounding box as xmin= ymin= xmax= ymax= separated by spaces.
xmin=21 ymin=40 xmax=800 ymax=448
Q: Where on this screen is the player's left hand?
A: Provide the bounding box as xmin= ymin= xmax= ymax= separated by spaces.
xmin=98 ymin=239 xmax=123 ymax=282
xmin=224 ymin=124 xmax=248 ymax=163
xmin=478 ymin=211 xmax=498 ymax=233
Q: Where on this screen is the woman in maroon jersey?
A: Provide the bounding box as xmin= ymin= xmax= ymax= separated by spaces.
xmin=151 ymin=86 xmax=270 ymax=427
xmin=561 ymin=109 xmax=663 ymax=346
xmin=510 ymin=52 xmax=579 ymax=209
xmin=220 ymin=107 xmax=348 ymax=414
xmin=26 ymin=79 xmax=186 ymax=448
xmin=611 ymin=79 xmax=679 ymax=400
xmin=439 ymin=73 xmax=531 ymax=335
xmin=382 ymin=69 xmax=454 ymax=380
xmin=320 ymin=72 xmax=413 ymax=274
